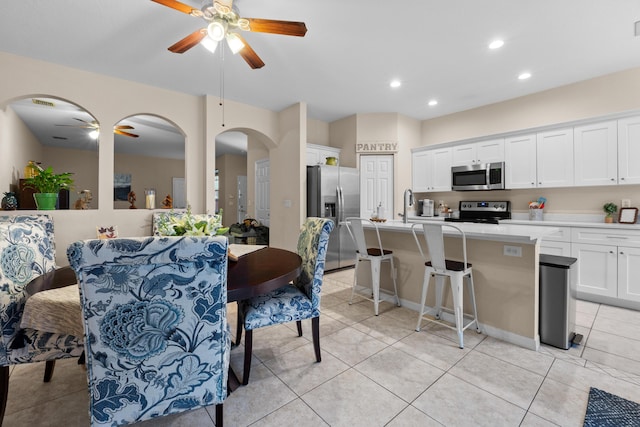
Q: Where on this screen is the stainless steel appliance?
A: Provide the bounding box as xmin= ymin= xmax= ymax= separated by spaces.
xmin=307 ymin=165 xmax=359 ymax=270
xmin=421 ymin=199 xmax=434 ymax=217
xmin=451 ymin=162 xmax=505 ymax=191
xmin=444 ymin=200 xmax=511 ymax=224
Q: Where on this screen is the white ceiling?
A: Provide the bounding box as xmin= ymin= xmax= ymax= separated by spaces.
xmin=2 ymin=0 xmax=640 ymax=147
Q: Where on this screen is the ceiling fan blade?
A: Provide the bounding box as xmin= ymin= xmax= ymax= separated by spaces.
xmin=151 ymin=0 xmax=198 ymax=15
xmin=114 ymin=129 xmax=139 ymax=138
xmin=115 ymin=125 xmax=135 ymax=130
xmin=55 ymin=124 xmax=92 ymax=128
xmin=168 ymin=29 xmax=208 ymax=53
xmin=234 ymin=34 xmax=265 ymax=69
xmin=245 ymin=18 xmax=307 ymax=37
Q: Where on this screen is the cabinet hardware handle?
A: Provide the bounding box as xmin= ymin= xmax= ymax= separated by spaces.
xmin=610 ymin=251 xmax=615 ymax=254
xmin=621 ymin=177 xmax=625 ymax=180
xmin=607 ymin=236 xmax=628 ymax=239
xmin=620 ymin=251 xmax=625 ymax=255
xmin=611 ymin=178 xmax=615 ymax=181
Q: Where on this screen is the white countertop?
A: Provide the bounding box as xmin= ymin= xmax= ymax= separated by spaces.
xmin=503 ymin=212 xmax=640 ymax=230
xmin=369 ymin=219 xmax=559 ymax=244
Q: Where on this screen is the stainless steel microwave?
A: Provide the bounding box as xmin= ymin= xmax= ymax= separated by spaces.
xmin=451 ymin=162 xmax=505 ymax=191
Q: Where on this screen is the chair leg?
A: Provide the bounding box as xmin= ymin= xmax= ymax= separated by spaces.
xmin=235 ymin=304 xmax=243 ymax=347
xmin=466 ymin=272 xmax=481 ymax=333
xmin=434 ymin=275 xmax=446 ymax=320
xmin=0 ymin=365 xmax=8 ymax=425
xmin=416 ymin=269 xmax=431 ymax=332
xmin=451 ymin=274 xmax=465 ymax=349
xmin=242 ymin=329 xmax=252 ymax=386
xmin=296 ymin=321 xmax=303 ymax=337
xmin=371 ymin=258 xmax=381 ymax=315
xmin=349 ymin=259 xmax=360 ymax=305
xmin=43 ymin=360 xmax=55 ymax=383
xmin=215 ymin=403 xmax=223 ymax=427
xmin=312 ymin=317 xmax=321 ymax=362
xmin=389 ymin=258 xmax=401 ymax=307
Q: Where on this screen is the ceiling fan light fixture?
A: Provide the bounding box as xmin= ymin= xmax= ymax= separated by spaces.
xmin=201 ymin=37 xmax=219 ymax=53
xmin=208 ymin=19 xmax=227 ymax=41
xmin=226 ymin=32 xmax=245 ymax=54
xmin=89 ymin=129 xmax=99 ymax=139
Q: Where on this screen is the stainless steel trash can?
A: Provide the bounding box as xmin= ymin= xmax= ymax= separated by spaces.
xmin=539 ymin=254 xmax=579 ymax=350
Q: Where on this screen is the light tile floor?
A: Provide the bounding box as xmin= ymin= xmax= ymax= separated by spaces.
xmin=5 ymin=268 xmax=640 ymax=426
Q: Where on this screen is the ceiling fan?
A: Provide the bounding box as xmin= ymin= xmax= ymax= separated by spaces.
xmin=152 ymin=0 xmax=307 ymax=69
xmin=56 ymin=118 xmax=139 ymax=138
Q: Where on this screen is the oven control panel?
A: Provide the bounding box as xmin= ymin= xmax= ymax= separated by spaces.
xmin=459 ymin=201 xmax=510 ymax=213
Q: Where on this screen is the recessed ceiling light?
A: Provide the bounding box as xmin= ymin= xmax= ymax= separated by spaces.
xmin=518 ymin=72 xmax=532 ymax=80
xmin=390 ymin=80 xmax=401 ymax=88
xmin=489 ymin=39 xmax=504 ymax=50
xmin=428 ymin=99 xmax=438 ymax=106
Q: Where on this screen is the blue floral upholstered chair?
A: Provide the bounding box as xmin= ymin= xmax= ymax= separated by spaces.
xmin=236 ymin=217 xmax=334 ymax=385
xmin=0 ymin=215 xmax=84 ymax=423
xmin=67 ymin=236 xmax=231 ymax=426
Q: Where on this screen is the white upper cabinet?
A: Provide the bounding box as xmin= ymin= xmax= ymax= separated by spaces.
xmin=307 ymin=144 xmax=341 ymax=166
xmin=536 ymin=128 xmax=574 ymax=188
xmin=412 ymin=147 xmax=452 ymax=192
xmin=618 ymin=115 xmax=640 ymax=185
xmin=451 ymin=139 xmax=504 ymax=166
xmin=504 ymin=134 xmax=537 ymax=189
xmin=574 ymin=120 xmax=617 ymax=186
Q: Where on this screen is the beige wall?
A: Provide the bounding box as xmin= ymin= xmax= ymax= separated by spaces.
xmin=1 ymin=105 xmax=42 ymax=191
xmin=42 ymin=145 xmax=99 ymax=207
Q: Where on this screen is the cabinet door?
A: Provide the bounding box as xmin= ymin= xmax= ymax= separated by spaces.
xmin=431 ymin=148 xmax=452 ymax=191
xmin=476 ymin=139 xmax=504 ymax=164
xmin=540 ymin=241 xmax=571 ymax=256
xmin=537 ymin=128 xmax=574 ymax=188
xmin=618 ymin=246 xmax=640 ymax=302
xmin=618 ymin=116 xmax=640 ymax=185
xmin=306 ymin=147 xmax=321 ymax=166
xmin=504 ymin=134 xmax=537 ymax=189
xmin=451 ymin=144 xmax=476 ymax=166
xmin=412 ymin=151 xmax=432 ymax=192
xmin=574 ymin=121 xmax=617 ymax=186
xmin=572 ymin=243 xmax=617 ymax=298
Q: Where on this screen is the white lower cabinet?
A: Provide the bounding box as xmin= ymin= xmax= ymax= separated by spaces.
xmin=539 ymin=226 xmax=571 ymax=256
xmin=571 ymin=227 xmax=640 ymax=306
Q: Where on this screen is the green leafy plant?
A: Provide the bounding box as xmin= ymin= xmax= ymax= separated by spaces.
xmin=24 ymin=166 xmax=74 ymax=194
xmin=156 ymin=206 xmax=222 ymax=236
xmin=603 ymin=202 xmax=618 ymax=217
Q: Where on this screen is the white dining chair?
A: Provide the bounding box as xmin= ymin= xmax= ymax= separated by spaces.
xmin=411 ymin=222 xmax=480 ymax=348
xmin=344 ymin=217 xmax=400 ymax=315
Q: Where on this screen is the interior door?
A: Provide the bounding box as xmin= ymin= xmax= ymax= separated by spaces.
xmin=255 ymin=159 xmax=270 ymax=227
xmin=360 ymin=155 xmax=394 ymax=220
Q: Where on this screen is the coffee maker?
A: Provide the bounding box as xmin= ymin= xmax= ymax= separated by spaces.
xmin=421 ymin=199 xmax=434 ymax=217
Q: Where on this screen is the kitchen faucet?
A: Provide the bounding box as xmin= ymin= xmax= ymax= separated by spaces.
xmin=400 ymin=188 xmax=413 ymax=223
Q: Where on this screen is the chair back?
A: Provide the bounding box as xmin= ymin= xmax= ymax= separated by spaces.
xmin=344 ymin=218 xmax=384 ymax=258
xmin=412 ymin=222 xmax=468 ymax=273
xmin=292 ymin=218 xmax=334 ymax=309
xmin=67 ymin=236 xmax=230 ymax=426
xmin=0 ymin=215 xmax=58 ymax=363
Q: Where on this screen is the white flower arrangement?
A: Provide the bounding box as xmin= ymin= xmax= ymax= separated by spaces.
xmin=156 ymin=206 xmax=222 ymax=236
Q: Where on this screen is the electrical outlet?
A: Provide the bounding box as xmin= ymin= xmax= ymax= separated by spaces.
xmin=622 ymin=199 xmax=631 ymax=208
xmin=503 ymin=245 xmax=522 ymax=257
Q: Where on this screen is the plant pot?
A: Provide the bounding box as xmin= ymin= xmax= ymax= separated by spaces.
xmin=33 ymin=193 xmax=58 ymax=210
xmin=604 ymin=216 xmax=614 ymax=223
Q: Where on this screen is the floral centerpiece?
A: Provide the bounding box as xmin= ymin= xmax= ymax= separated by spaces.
xmin=155 ymin=206 xmax=222 ymax=236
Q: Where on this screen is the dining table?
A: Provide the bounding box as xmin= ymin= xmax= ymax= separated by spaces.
xmin=23 ymin=244 xmax=303 ymax=393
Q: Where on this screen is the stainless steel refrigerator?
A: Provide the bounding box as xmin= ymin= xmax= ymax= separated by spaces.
xmin=307 ymin=165 xmax=359 ymax=270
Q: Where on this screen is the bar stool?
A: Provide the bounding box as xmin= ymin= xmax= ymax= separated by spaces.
xmin=411 ymin=222 xmax=480 ymax=348
xmin=345 ymin=218 xmax=400 ymax=315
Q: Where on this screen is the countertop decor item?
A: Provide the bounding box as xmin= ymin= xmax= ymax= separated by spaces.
xmin=1 ymin=192 xmax=17 ymax=210
xmin=603 ymin=202 xmax=618 ymax=223
xmin=23 ymin=166 xmax=74 ymax=210
xmin=618 ymin=207 xmax=638 ymax=224
xmin=325 ymin=156 xmax=338 ymax=166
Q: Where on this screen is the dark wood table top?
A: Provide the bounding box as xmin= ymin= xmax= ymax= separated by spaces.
xmin=227 ymin=247 xmax=302 ymax=302
xmin=26 ymin=247 xmax=302 ymax=303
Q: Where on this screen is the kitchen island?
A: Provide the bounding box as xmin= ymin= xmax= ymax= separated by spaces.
xmin=360 ymin=220 xmax=559 ymax=350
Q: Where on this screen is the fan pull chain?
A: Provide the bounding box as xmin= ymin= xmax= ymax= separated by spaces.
xmin=219 ymin=46 xmax=225 ymax=127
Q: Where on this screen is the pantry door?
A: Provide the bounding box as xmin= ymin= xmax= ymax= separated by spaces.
xmin=359 ymin=155 xmax=394 ymax=220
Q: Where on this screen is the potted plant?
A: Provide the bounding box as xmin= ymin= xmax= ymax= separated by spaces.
xmin=603 ymin=202 xmax=618 ymax=223
xmin=24 ymin=166 xmax=74 ymax=210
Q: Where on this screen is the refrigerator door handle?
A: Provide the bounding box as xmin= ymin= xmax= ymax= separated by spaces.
xmin=337 ymin=186 xmax=344 ymax=223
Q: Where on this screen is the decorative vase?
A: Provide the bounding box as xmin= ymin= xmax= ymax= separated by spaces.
xmin=325 ymin=157 xmax=338 ymax=166
xmin=1 ymin=192 xmax=18 ymax=210
xmin=33 ymin=193 xmax=58 ymax=210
